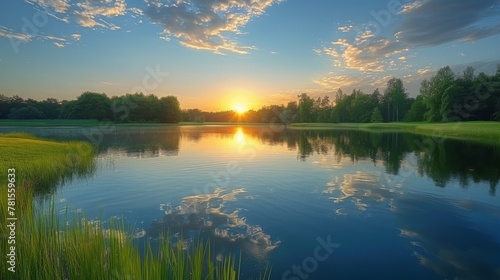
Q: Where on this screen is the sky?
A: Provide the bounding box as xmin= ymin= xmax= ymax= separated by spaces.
xmin=1 ymin=0 xmax=499 ymax=111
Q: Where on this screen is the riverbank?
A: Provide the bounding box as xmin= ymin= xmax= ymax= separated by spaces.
xmin=289 ymin=121 xmax=500 ymax=144
xmin=0 ymin=133 xmax=267 ymax=279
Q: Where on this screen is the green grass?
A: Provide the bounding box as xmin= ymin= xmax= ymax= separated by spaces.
xmin=0 ymin=132 xmax=96 ymax=195
xmin=0 ymin=133 xmax=270 ymax=279
xmin=289 ymin=121 xmax=500 ymax=144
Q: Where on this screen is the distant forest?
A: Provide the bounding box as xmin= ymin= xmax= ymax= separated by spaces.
xmin=184 ymin=65 xmax=500 ymax=124
xmin=1 ymin=65 xmax=499 ymax=124
xmin=0 ymin=92 xmax=182 ymax=123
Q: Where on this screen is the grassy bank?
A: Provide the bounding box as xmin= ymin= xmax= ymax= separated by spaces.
xmin=0 ymin=134 xmax=267 ymax=279
xmin=289 ymin=121 xmax=500 ymax=144
xmin=0 ymin=132 xmax=95 ymax=195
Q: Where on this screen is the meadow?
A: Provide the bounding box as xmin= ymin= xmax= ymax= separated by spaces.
xmin=0 ymin=133 xmax=269 ymax=279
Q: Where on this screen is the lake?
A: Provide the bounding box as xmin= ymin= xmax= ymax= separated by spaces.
xmin=4 ymin=125 xmax=500 ymax=280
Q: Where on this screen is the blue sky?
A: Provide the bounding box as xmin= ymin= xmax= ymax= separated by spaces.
xmin=1 ymin=0 xmax=499 ymax=111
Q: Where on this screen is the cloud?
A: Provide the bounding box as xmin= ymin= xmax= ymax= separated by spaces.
xmin=75 ymin=0 xmax=126 ymax=29
xmin=314 ymin=74 xmax=367 ymax=90
xmin=1 ymin=25 xmax=67 ymax=49
xmin=0 ymin=26 xmax=31 ymax=41
xmin=395 ymin=0 xmax=500 ymax=46
xmin=142 ymin=0 xmax=282 ymax=54
xmin=26 ymin=0 xmax=69 ymax=13
xmin=319 ymin=36 xmax=408 ymax=72
xmin=71 ymin=33 xmax=81 ymax=41
xmin=417 ymin=67 xmax=433 ymax=75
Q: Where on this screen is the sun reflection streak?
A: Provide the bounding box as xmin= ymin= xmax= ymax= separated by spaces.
xmin=234 ymin=127 xmax=246 ymax=144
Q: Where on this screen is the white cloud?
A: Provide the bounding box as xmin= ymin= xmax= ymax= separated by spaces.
xmin=319 ymin=37 xmax=408 ymax=72
xmin=314 ymin=74 xmax=367 ymax=90
xmin=75 ymin=0 xmax=126 ymax=29
xmin=26 ymin=0 xmax=69 ymax=13
xmin=53 ymin=42 xmax=65 ymax=47
xmin=71 ymin=33 xmax=81 ymax=41
xmin=142 ymin=0 xmax=282 ymax=54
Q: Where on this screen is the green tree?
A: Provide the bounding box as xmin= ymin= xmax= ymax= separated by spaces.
xmin=159 ymin=96 xmax=181 ymax=123
xmin=38 ymin=98 xmax=61 ymax=119
xmin=298 ymin=93 xmax=314 ymax=122
xmin=403 ymin=96 xmax=426 ymax=122
xmin=384 ymin=78 xmax=408 ymax=122
xmin=8 ymin=105 xmax=45 ymax=119
xmin=69 ymin=92 xmax=112 ymax=121
xmin=421 ymin=66 xmax=455 ymax=122
xmin=370 ymin=107 xmax=383 ymax=123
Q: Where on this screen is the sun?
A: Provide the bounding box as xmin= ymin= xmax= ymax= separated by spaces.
xmin=234 ymin=105 xmax=247 ymax=115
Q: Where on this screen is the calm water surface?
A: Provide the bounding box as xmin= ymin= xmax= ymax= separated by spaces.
xmin=4 ymin=125 xmax=500 ymax=279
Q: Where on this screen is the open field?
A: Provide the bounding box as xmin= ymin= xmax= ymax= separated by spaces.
xmin=289 ymin=121 xmax=500 ymax=144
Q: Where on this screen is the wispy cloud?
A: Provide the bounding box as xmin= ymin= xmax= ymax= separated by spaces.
xmin=142 ymin=0 xmax=282 ymax=54
xmin=396 ymin=0 xmax=500 ymax=46
xmin=318 ymin=34 xmax=408 ymax=72
xmin=75 ymin=0 xmax=126 ymax=29
xmin=314 ymin=74 xmax=367 ymax=90
xmin=71 ymin=33 xmax=81 ymax=41
xmin=26 ymin=0 xmax=69 ymax=13
xmin=0 ymin=26 xmax=31 ymax=41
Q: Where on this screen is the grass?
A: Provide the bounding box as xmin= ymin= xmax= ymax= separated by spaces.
xmin=0 ymin=132 xmax=96 ymax=195
xmin=0 ymin=133 xmax=270 ymax=279
xmin=289 ymin=121 xmax=500 ymax=144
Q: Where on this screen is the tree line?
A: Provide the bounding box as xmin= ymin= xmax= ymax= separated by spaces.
xmin=0 ymin=92 xmax=182 ymax=123
xmin=2 ymin=65 xmax=499 ymax=124
xmin=183 ymin=64 xmax=500 ymax=124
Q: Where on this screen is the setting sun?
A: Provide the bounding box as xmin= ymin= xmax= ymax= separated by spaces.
xmin=234 ymin=106 xmax=246 ymax=114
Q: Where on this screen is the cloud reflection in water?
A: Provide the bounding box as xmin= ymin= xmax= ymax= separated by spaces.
xmin=150 ymin=188 xmax=279 ymax=260
xmin=323 ymin=171 xmax=402 ymax=214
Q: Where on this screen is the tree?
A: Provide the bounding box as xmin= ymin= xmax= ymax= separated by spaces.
xmin=8 ymin=105 xmax=45 ymax=119
xmin=159 ymin=96 xmax=181 ymax=123
xmin=69 ymin=92 xmax=112 ymax=121
xmin=297 ymin=93 xmax=314 ymax=123
xmin=404 ymin=96 xmax=426 ymax=122
xmin=384 ymin=78 xmax=408 ymax=122
xmin=421 ymin=66 xmax=455 ymax=122
xmin=370 ymin=107 xmax=383 ymax=123
xmin=440 ymin=84 xmax=466 ymax=122
xmin=38 ymin=98 xmax=61 ymax=119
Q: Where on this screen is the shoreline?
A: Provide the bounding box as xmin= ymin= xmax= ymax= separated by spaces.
xmin=1 ymin=120 xmax=499 ymax=145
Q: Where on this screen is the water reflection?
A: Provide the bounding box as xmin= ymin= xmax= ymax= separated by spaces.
xmin=2 ymin=126 xmax=498 ymax=195
xmin=149 ymin=188 xmax=279 ymax=260
xmin=290 ymin=129 xmax=499 ymax=195
xmin=396 ymin=195 xmax=500 ymax=280
xmin=323 ymin=171 xmax=401 ymax=214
